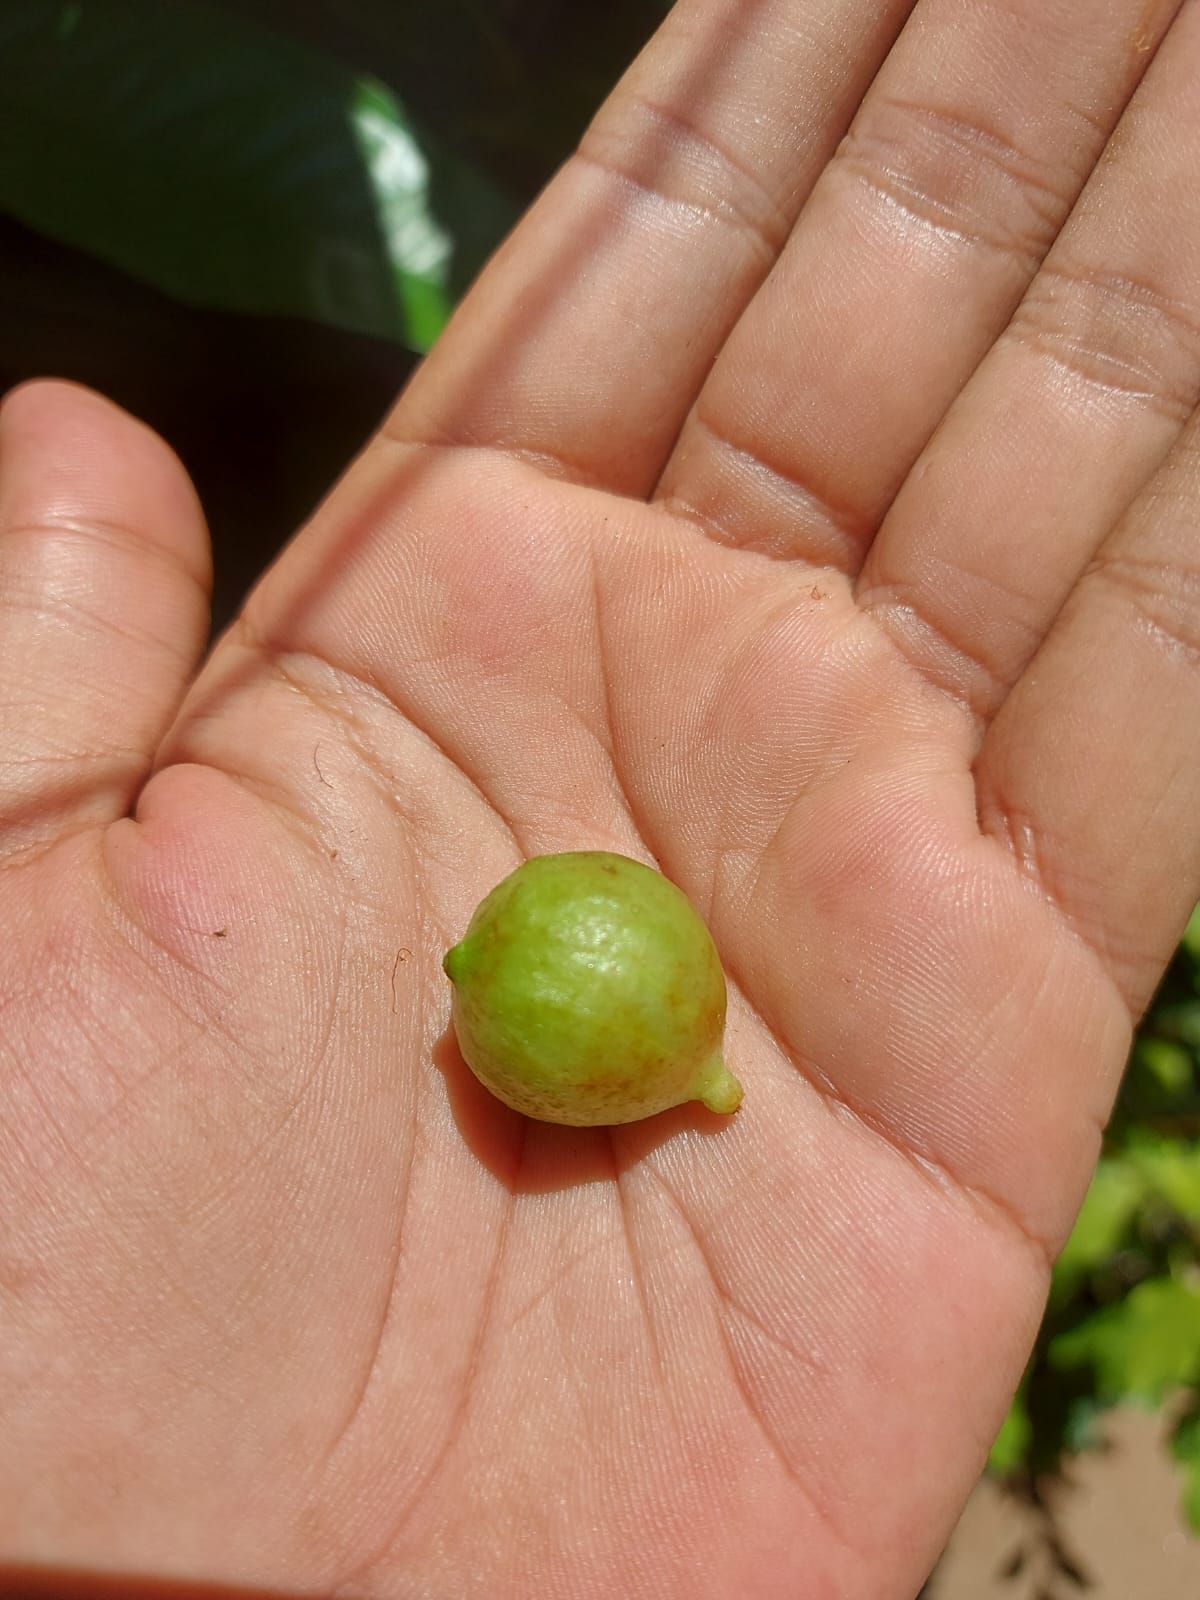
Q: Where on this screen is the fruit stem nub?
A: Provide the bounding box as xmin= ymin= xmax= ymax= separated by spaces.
xmin=443 ymin=943 xmax=465 ymax=983
xmin=694 ymin=1051 xmax=743 ymax=1116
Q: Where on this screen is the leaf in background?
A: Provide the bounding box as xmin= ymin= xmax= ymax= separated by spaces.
xmin=1048 ymin=1157 xmax=1145 ymax=1310
xmin=349 ymin=78 xmax=452 ymax=350
xmin=1133 ymin=1036 xmax=1195 ymax=1097
xmin=1049 ymin=1276 xmax=1200 ymax=1404
xmin=1153 ymin=1001 xmax=1200 ymax=1054
xmin=1127 ymin=1131 xmax=1200 ymax=1220
xmin=0 ymin=0 xmax=511 ymax=350
xmin=225 ymin=0 xmax=675 ymax=204
xmin=988 ymin=1384 xmax=1033 ymax=1475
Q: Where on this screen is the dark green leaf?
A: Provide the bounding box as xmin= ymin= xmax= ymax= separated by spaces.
xmin=0 ymin=0 xmax=512 ymax=349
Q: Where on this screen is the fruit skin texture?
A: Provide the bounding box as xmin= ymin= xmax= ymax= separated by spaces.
xmin=443 ymin=852 xmax=742 ymax=1127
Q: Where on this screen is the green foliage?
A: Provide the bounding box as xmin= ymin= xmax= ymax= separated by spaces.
xmin=989 ymin=907 xmax=1200 ymax=1536
xmin=1046 ymin=1156 xmax=1145 ymax=1312
xmin=0 ymin=0 xmax=675 ymax=353
xmin=1050 ymin=1274 xmax=1200 ymax=1402
xmin=988 ymin=1383 xmax=1033 ymax=1476
xmin=0 ymin=0 xmax=514 ymax=350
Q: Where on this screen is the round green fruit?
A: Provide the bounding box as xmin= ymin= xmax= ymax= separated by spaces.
xmin=443 ymin=851 xmax=742 ymax=1127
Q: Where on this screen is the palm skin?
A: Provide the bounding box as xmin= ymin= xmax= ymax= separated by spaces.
xmin=3 ymin=5 xmax=1200 ymax=1598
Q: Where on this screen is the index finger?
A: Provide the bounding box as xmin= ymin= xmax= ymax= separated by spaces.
xmin=385 ymin=0 xmax=916 ymax=494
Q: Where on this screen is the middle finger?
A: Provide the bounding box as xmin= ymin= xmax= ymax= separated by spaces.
xmin=654 ymin=0 xmax=1181 ymax=565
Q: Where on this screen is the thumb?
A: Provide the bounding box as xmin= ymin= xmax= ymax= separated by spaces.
xmin=0 ymin=380 xmax=212 ymax=856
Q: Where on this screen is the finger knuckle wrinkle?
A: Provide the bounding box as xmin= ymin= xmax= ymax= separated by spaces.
xmin=691 ymin=408 xmax=875 ymax=552
xmin=1012 ymin=264 xmax=1200 ymax=421
xmin=1087 ymin=552 xmax=1200 ymax=666
xmin=580 ymin=94 xmax=790 ymax=260
xmin=835 ymin=95 xmax=1067 ymax=266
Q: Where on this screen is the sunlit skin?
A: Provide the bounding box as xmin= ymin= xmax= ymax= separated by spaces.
xmin=2 ymin=3 xmax=1200 ymax=1598
xmin=444 ymin=852 xmax=742 ymax=1125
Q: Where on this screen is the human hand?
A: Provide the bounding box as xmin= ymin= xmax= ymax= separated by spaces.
xmin=3 ymin=3 xmax=1199 ymax=1596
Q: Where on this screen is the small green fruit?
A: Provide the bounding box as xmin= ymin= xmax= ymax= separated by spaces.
xmin=443 ymin=852 xmax=741 ymax=1126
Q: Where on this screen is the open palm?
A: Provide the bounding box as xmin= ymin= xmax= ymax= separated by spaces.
xmin=4 ymin=5 xmax=1200 ymax=1598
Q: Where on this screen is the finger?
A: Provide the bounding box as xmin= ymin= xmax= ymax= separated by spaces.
xmin=859 ymin=8 xmax=1200 ymax=726
xmin=385 ymin=0 xmax=917 ymax=494
xmin=976 ymin=400 xmax=1200 ymax=1017
xmin=0 ymin=381 xmax=211 ymax=854
xmin=654 ymin=0 xmax=1182 ymax=565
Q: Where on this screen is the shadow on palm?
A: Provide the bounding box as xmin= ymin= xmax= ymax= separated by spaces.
xmin=433 ymin=1019 xmax=738 ymax=1192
